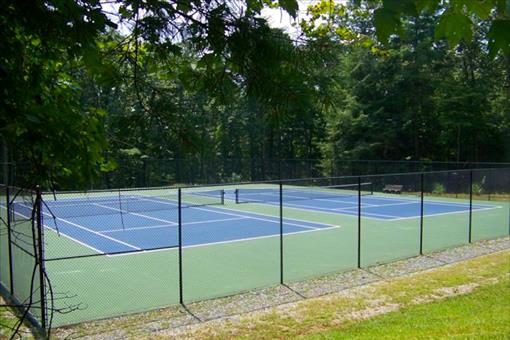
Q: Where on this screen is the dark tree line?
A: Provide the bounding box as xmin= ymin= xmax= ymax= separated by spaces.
xmin=1 ymin=0 xmax=509 ymax=189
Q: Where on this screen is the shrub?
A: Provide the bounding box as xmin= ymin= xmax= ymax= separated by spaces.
xmin=432 ymin=183 xmax=446 ymax=195
xmin=472 ymin=183 xmax=484 ymax=195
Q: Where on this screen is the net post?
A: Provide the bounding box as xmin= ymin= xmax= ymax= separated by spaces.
xmin=6 ymin=186 xmax=14 ymax=294
xmin=357 ymin=177 xmax=361 ymax=268
xmin=178 ymin=188 xmax=183 ymax=305
xmin=118 ymin=189 xmax=125 ymax=230
xmin=235 ymin=189 xmax=239 ymax=204
xmin=468 ymin=170 xmax=473 ymax=243
xmin=279 ymin=182 xmax=283 ymax=285
xmin=35 ymin=185 xmax=47 ymax=331
xmin=419 ymin=173 xmax=424 ymax=255
xmin=221 ymin=189 xmax=225 ymax=205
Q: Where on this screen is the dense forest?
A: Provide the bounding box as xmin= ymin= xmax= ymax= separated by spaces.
xmin=1 ymin=0 xmax=509 ymax=189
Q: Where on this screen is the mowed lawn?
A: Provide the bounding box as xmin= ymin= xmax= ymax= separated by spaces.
xmin=306 ymin=280 xmax=510 ymax=339
xmin=170 ymin=250 xmax=509 ymax=340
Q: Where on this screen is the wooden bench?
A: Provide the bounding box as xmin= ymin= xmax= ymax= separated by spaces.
xmin=383 ymin=184 xmax=403 ymax=194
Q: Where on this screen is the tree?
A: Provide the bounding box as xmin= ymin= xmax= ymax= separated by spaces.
xmin=0 ymin=0 xmax=299 ymax=188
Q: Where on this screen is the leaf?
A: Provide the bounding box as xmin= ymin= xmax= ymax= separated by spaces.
xmin=374 ymin=8 xmax=401 ymax=43
xmin=176 ymin=0 xmax=191 ymax=13
xmin=435 ymin=10 xmax=473 ymax=47
xmin=496 ymin=0 xmax=510 ymax=16
xmin=279 ymin=0 xmax=299 ymax=18
xmin=382 ymin=0 xmax=418 ymax=16
xmin=464 ymin=0 xmax=496 ymax=19
xmin=487 ymin=19 xmax=510 ymax=57
xmin=414 ymin=0 xmax=441 ymax=13
xmin=119 ymin=148 xmax=142 ymax=156
xmin=208 ymin=6 xmax=226 ymax=53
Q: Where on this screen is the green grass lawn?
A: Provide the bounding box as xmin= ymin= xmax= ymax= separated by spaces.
xmin=307 ymin=280 xmax=510 ymax=339
xmin=0 ymin=303 xmax=29 ymax=338
xmin=166 ymin=250 xmax=509 ymax=340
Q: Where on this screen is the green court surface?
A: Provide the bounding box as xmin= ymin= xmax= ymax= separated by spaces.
xmin=37 ymin=186 xmax=508 ymax=327
xmin=0 ymin=179 xmax=510 ymax=327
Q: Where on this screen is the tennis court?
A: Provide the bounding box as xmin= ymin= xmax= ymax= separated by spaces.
xmin=1 ymin=168 xmax=508 ymax=328
xmin=28 ymin=185 xmax=502 ymax=255
xmin=34 ymin=193 xmax=336 ymax=254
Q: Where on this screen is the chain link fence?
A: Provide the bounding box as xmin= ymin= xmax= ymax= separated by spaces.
xmin=0 ymin=168 xmax=508 ymax=335
xmin=3 ymin=159 xmax=510 ymax=190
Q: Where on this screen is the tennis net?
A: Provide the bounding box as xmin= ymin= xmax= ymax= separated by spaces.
xmin=34 ymin=190 xmax=225 ymax=219
xmin=235 ymin=182 xmax=373 ymax=204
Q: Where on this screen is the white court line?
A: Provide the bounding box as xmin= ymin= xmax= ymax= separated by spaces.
xmin=234 ymin=195 xmax=397 ymax=221
xmin=255 ymin=190 xmax=373 ymax=206
xmin=92 ymin=202 xmax=178 ymax=226
xmin=242 ymin=199 xmax=401 ymax=219
xmin=332 ymin=201 xmax=419 ymax=211
xmin=107 ymin=225 xmax=342 ymax=257
xmin=240 ymin=190 xmax=500 ymax=209
xmin=100 ymin=217 xmax=249 ymax=233
xmin=100 ymin=223 xmax=176 ymax=233
xmin=316 ymin=198 xmax=377 ymax=207
xmin=138 ymin=196 xmax=335 ymax=230
xmin=39 ymin=194 xmax=337 ymax=256
xmin=190 ymin=206 xmax=324 ymax=230
xmin=15 ymin=203 xmax=106 ymax=255
xmin=333 ymin=203 xmax=500 ymax=220
xmin=234 ymin=199 xmax=389 ymax=221
xmin=389 ymin=206 xmax=502 ymax=221
xmin=238 ymin=194 xmax=502 ymax=221
xmin=245 ymin=197 xmax=357 ymax=212
xmin=42 ymin=212 xmax=141 ymax=250
xmin=364 ymin=194 xmax=500 ymax=209
xmin=252 ymin=191 xmax=369 ymax=206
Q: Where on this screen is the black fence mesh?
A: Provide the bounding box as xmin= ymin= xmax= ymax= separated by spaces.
xmin=471 ymin=168 xmax=510 ymax=242
xmin=0 ymin=185 xmax=9 ymax=289
xmin=4 ymin=159 xmax=510 ymax=190
xmin=0 ymin=186 xmax=46 ymax=331
xmin=361 ymin=173 xmax=422 ymax=266
xmin=281 ymin=177 xmax=359 ymax=282
xmin=183 ymin=185 xmax=280 ymax=302
xmin=422 ymin=171 xmax=471 ymax=252
xmin=0 ymin=168 xmax=508 ymax=334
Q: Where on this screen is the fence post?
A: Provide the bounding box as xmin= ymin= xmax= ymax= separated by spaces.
xmin=6 ymin=186 xmax=14 ymax=294
xmin=279 ymin=182 xmax=283 ymax=284
xmin=420 ymin=173 xmax=424 ymax=255
xmin=468 ymin=170 xmax=473 ymax=243
xmin=357 ymin=177 xmax=362 ymax=268
xmin=178 ymin=188 xmax=183 ymax=305
xmin=35 ymin=186 xmax=47 ymax=331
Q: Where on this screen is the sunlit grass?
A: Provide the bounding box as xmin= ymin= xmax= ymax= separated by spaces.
xmin=306 ymin=280 xmax=510 ymax=339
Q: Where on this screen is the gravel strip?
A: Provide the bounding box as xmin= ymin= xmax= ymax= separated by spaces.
xmin=428 ymin=243 xmax=499 ymax=264
xmin=366 ymin=255 xmax=445 ymax=278
xmin=285 ymin=269 xmax=380 ymax=298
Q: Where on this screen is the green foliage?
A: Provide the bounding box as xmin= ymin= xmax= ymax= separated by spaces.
xmin=472 ymin=183 xmax=484 ymax=195
xmin=373 ymin=7 xmax=402 ymax=42
xmin=364 ymin=0 xmax=510 ymax=57
xmin=432 ymin=183 xmax=446 ymax=195
xmin=488 ymin=20 xmax=510 ymax=57
xmin=0 ymin=0 xmax=301 ymax=189
xmin=435 ymin=10 xmax=473 ymax=47
xmin=1 ymin=0 xmax=509 ymax=190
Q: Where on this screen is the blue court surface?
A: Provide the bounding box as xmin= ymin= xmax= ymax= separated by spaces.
xmin=226 ymin=188 xmax=498 ymax=220
xmin=34 ymin=195 xmax=338 ymax=255
xmin=17 ymin=188 xmax=498 ymax=255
